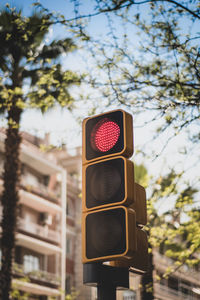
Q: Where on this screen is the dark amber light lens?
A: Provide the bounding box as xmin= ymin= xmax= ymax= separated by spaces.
xmin=90 ymin=118 xmax=120 ymax=152
xmin=86 ymin=158 xmax=125 ymax=209
xmin=90 ymin=164 xmax=121 ymax=202
xmin=86 ymin=208 xmax=126 ymax=259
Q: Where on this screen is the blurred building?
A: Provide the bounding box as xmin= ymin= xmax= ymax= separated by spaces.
xmin=51 ymin=145 xmax=93 ymax=300
xmin=0 ymin=130 xmax=67 ymax=300
xmin=153 ymin=251 xmax=200 ymax=300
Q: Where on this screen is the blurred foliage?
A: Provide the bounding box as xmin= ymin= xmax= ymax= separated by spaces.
xmin=34 ymin=0 xmax=200 ymax=143
xmin=0 ymin=5 xmax=81 ymax=117
xmin=11 ymin=276 xmax=30 ymax=300
xmin=134 ymin=163 xmax=149 ymax=188
xmin=148 ymin=170 xmax=200 ymax=272
xmin=135 ymin=162 xmax=200 ymax=296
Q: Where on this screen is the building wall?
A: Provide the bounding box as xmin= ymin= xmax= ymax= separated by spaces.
xmin=54 ymin=146 xmax=94 ymax=300
xmin=0 ymin=130 xmax=65 ymax=300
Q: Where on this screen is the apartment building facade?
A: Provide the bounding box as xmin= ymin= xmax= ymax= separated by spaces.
xmin=51 ymin=145 xmax=93 ymax=300
xmin=153 ymin=251 xmax=200 ymax=300
xmin=0 ymin=130 xmax=67 ymax=300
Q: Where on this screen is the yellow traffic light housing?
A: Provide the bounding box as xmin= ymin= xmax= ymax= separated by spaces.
xmin=131 ymin=183 xmax=147 ymax=226
xmin=82 ymin=109 xmax=148 ymax=272
xmin=109 ymin=228 xmax=148 ymax=274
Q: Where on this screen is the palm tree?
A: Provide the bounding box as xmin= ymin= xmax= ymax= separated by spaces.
xmin=0 ymin=6 xmax=80 ymax=299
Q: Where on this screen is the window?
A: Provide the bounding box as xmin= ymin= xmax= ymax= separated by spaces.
xmin=180 ymin=280 xmax=191 ymax=296
xmin=66 ymin=200 xmax=75 ymax=218
xmin=23 ymin=255 xmax=40 ymax=273
xmin=65 ymin=275 xmax=71 ymax=294
xmin=168 ymin=276 xmax=178 ymax=291
xmin=66 ymin=237 xmax=73 ymax=258
xmin=156 ymin=271 xmax=167 ymax=286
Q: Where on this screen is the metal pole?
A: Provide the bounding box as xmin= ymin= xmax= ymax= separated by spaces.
xmin=97 ymin=283 xmax=116 ymax=300
xmin=83 ymin=263 xmax=129 ymax=300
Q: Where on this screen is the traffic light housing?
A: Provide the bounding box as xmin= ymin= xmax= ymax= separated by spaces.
xmin=82 ymin=109 xmax=148 ymax=272
xmin=109 ymin=228 xmax=148 ymax=274
xmin=131 ymin=183 xmax=147 ymax=226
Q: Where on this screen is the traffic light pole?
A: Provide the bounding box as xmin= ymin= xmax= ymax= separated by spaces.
xmin=83 ymin=263 xmax=129 ymax=300
xmin=97 ymin=283 xmax=116 ymax=300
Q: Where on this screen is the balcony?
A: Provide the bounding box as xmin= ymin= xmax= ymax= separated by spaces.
xmin=0 ymin=211 xmax=61 ymax=254
xmin=18 ymin=218 xmax=61 ymax=245
xmin=154 ymin=252 xmax=200 ymax=284
xmin=13 ymin=263 xmax=61 ymax=287
xmin=19 ymin=189 xmax=62 ymax=216
xmin=154 ymin=282 xmax=196 ymax=300
xmin=0 ymin=178 xmax=61 ymax=216
xmin=0 ymin=159 xmax=61 ymax=205
xmin=20 ymin=179 xmax=60 ymax=205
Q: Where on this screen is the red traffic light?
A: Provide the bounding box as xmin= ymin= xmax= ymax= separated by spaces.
xmin=82 ymin=110 xmax=133 ymax=164
xmin=91 ymin=118 xmax=120 ymax=152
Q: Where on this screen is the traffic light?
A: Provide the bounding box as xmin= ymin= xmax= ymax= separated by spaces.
xmin=82 ymin=109 xmax=148 ymax=270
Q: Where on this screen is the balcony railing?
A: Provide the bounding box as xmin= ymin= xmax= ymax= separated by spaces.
xmin=155 ymin=282 xmax=193 ymax=300
xmin=154 ymin=252 xmax=200 ymax=282
xmin=20 ymin=180 xmax=60 ymax=204
xmin=18 ymin=218 xmax=61 ymax=244
xmin=13 ymin=263 xmax=61 ymax=286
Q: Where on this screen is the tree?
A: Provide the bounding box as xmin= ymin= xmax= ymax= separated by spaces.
xmin=0 ymin=5 xmax=81 ymax=299
xmin=134 ymin=161 xmax=199 ymax=299
xmin=38 ymin=0 xmax=199 ymax=146
xmin=134 ymin=163 xmax=154 ymax=299
xmin=143 ymin=169 xmax=199 ymax=299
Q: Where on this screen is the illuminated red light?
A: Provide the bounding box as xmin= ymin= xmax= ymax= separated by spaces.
xmin=91 ymin=118 xmax=120 ymax=152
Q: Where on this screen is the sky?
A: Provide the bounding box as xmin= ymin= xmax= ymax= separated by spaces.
xmin=0 ymin=0 xmax=199 ymax=202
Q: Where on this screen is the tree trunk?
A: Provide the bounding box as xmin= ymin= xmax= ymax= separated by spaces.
xmin=141 ymin=243 xmax=154 ymax=300
xmin=0 ymin=104 xmax=22 ymax=300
